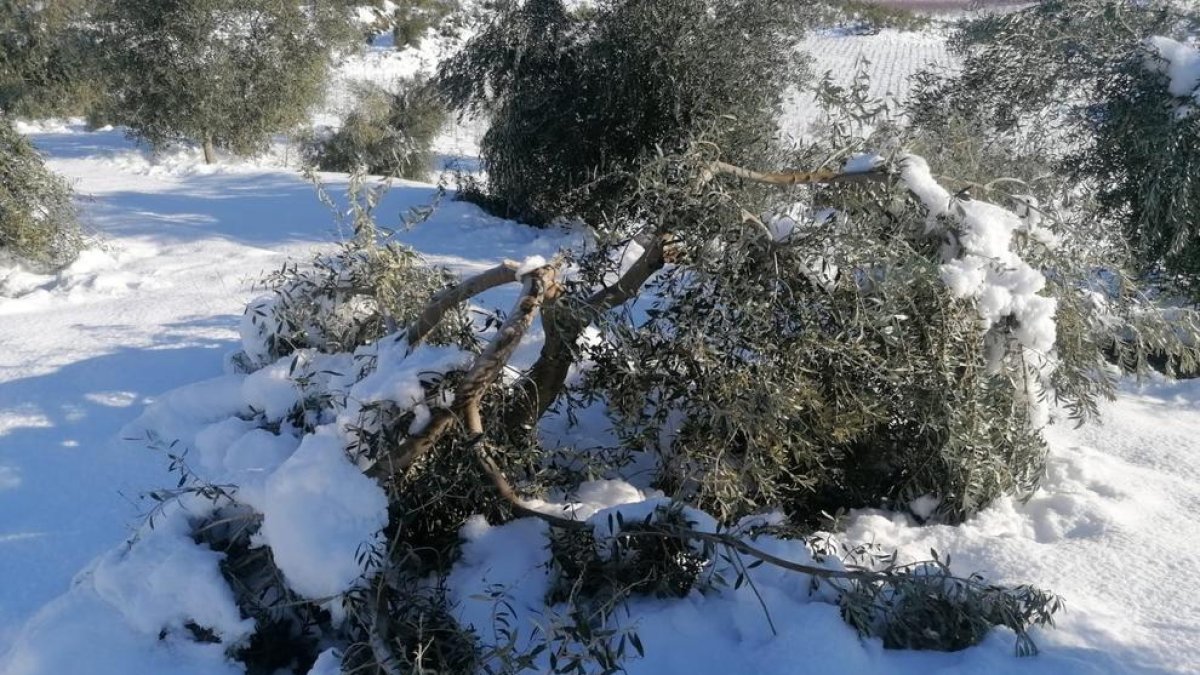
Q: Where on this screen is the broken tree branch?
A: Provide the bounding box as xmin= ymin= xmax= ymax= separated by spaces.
xmin=505 ymin=159 xmax=882 ymax=429
xmin=375 ymin=265 xmax=555 ymax=482
xmin=406 ymin=260 xmax=521 ymax=351
xmin=708 ymin=161 xmax=891 ymax=186
xmin=507 ymin=234 xmax=670 ymax=430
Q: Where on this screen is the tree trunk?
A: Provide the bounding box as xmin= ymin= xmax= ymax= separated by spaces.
xmin=202 ymin=135 xmax=216 ymax=165
xmin=506 ymin=234 xmax=669 ymax=430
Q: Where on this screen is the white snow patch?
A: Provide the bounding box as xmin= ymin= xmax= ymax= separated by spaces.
xmin=340 ymin=339 xmax=473 ymax=433
xmin=843 ymin=152 xmax=884 ymax=174
xmin=516 ymin=254 xmax=549 ymax=277
xmin=90 ymin=506 xmax=255 ymax=645
xmin=241 ymin=356 xmax=304 ymax=421
xmin=306 ymin=648 xmax=343 ymax=675
xmin=900 ymin=155 xmax=1057 ymax=355
xmin=1144 ymin=36 xmax=1200 ymax=111
xmin=448 ymin=516 xmax=553 ymax=654
xmin=241 ymin=426 xmax=388 ymax=604
xmin=1 ymin=590 xmax=243 ymax=675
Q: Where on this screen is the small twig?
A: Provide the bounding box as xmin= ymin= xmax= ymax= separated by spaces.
xmin=367 ymin=582 xmax=404 ymax=675
xmin=725 ymin=548 xmax=778 ymax=636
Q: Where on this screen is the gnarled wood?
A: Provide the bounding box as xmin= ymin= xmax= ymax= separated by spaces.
xmin=507 ymin=234 xmax=669 ymax=430
xmin=376 ymin=265 xmax=555 ymax=482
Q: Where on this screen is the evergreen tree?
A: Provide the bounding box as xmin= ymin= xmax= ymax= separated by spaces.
xmin=391 ymin=0 xmax=461 ymax=49
xmin=303 ymin=80 xmax=447 ymax=180
xmin=95 ymin=0 xmax=357 ymax=163
xmin=437 ymin=0 xmax=808 ymax=225
xmin=0 ymin=0 xmax=103 ymax=118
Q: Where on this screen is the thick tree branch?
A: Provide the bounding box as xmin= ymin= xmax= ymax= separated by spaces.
xmin=376 ymin=266 xmax=554 ymax=482
xmin=587 ymin=234 xmax=669 ymax=311
xmin=466 ymin=453 xmax=913 ymax=582
xmin=708 ymin=161 xmax=890 ymax=186
xmin=506 ymin=234 xmax=669 ymax=430
xmin=405 ymin=260 xmax=521 ymax=351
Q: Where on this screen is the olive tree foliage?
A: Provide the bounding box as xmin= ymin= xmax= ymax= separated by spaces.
xmin=135 ymin=74 xmax=1200 ymax=670
xmin=0 ymin=0 xmax=105 ymax=118
xmin=391 ymin=0 xmax=463 ymax=49
xmin=436 ymin=0 xmax=810 ymax=225
xmin=1089 ymin=35 xmax=1200 ymax=290
xmin=94 ymin=0 xmax=358 ymax=163
xmin=301 ymin=80 xmax=447 ymax=180
xmin=356 ymin=0 xmax=465 ymax=48
xmin=910 ymin=0 xmax=1200 ymax=288
xmin=0 ymin=114 xmax=83 ymax=273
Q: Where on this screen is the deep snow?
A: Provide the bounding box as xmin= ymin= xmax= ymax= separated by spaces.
xmin=2 ymin=22 xmax=1199 ymax=675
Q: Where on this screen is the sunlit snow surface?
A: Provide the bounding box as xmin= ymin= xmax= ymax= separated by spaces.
xmin=2 ymin=20 xmax=1199 ymax=675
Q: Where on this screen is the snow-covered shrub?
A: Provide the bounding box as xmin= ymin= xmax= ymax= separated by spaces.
xmin=436 ymin=0 xmax=809 ymax=225
xmin=238 ymin=234 xmax=473 ymax=372
xmin=110 ymin=157 xmax=1077 ymax=672
xmin=390 ymin=0 xmax=461 ymax=49
xmin=301 ymin=80 xmax=447 ymax=180
xmin=0 ymin=114 xmax=83 ymax=272
xmin=94 ymin=0 xmax=358 ymax=163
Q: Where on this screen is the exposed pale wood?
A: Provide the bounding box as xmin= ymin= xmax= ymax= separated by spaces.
xmin=508 ymin=234 xmax=669 ymax=429
xmin=709 ymin=161 xmax=890 ymax=186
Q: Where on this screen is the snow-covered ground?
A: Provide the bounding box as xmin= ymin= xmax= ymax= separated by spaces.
xmin=2 ymin=22 xmax=1199 ymax=675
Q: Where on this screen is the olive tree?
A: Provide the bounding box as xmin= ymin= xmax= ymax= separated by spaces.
xmin=0 ymin=0 xmax=104 ymax=118
xmin=119 ymin=2 xmax=1200 ymax=670
xmin=437 ymin=0 xmax=809 ymax=224
xmin=95 ymin=0 xmax=357 ymax=163
xmin=0 ymin=114 xmax=83 ymax=272
xmin=302 ymin=79 xmax=447 ymax=180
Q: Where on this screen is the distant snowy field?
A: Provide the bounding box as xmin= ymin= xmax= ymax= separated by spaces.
xmin=2 ymin=18 xmax=1199 ymax=675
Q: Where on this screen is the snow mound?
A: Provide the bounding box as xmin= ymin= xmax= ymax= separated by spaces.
xmin=241 ymin=426 xmax=388 ymax=604
xmin=1145 ymin=36 xmax=1200 ymax=109
xmin=90 ymin=505 xmax=256 ymax=643
xmin=1 ymin=502 xmax=250 ymax=675
xmin=900 ymin=154 xmax=1058 ymax=351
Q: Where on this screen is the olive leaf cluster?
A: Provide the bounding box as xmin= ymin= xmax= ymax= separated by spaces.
xmin=910 ymin=0 xmax=1200 ymax=286
xmin=0 ymin=0 xmax=105 ymax=118
xmin=0 ymin=114 xmax=83 ymax=274
xmin=302 ymin=79 xmax=447 ymax=180
xmin=577 ymin=142 xmax=1049 ymax=525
